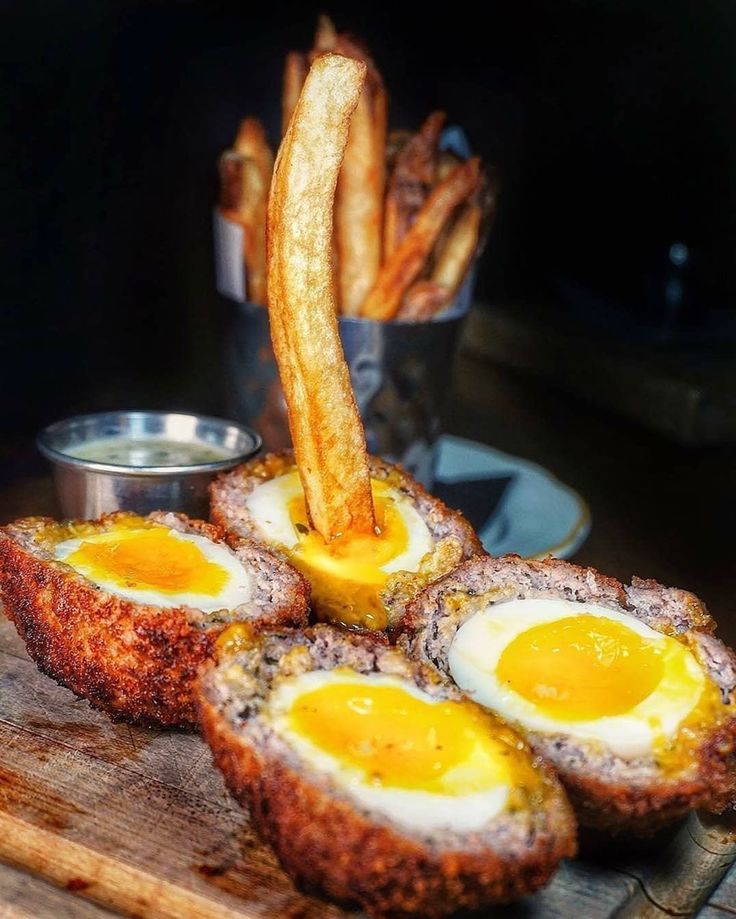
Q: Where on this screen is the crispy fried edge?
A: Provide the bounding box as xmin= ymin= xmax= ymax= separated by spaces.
xmin=431 ymin=201 xmax=482 ymax=296
xmin=397 ymin=554 xmax=736 ymax=834
xmin=0 ymin=513 xmax=308 ymax=727
xmin=232 ymin=118 xmax=273 ymax=305
xmin=362 ymin=157 xmax=481 ymax=321
xmin=325 ymin=30 xmax=387 ymax=317
xmin=383 ymin=111 xmax=446 ymax=262
xmin=266 ymin=53 xmax=375 ymax=540
xmin=396 ymin=279 xmax=453 ymax=322
xmin=197 ymin=631 xmax=576 ymax=918
xmin=234 ymin=117 xmax=274 ymax=190
xmin=556 ymin=715 xmax=736 ymax=834
xmin=218 ymin=150 xmax=269 ymax=305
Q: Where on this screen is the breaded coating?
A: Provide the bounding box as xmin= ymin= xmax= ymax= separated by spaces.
xmin=0 ymin=511 xmax=308 ymax=727
xmin=198 ymin=625 xmax=576 ymax=918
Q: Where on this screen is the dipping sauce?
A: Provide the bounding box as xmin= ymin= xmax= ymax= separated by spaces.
xmin=67 ymin=437 xmax=234 ymax=467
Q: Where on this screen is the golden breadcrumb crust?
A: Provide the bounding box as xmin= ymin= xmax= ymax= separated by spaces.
xmin=197 ymin=622 xmax=576 ymax=918
xmin=0 ymin=513 xmax=308 ymax=727
xmin=554 ymin=716 xmax=736 ymax=834
xmin=198 ymin=689 xmax=576 ymax=919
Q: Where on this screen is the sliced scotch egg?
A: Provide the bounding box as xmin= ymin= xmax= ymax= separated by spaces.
xmin=197 ymin=625 xmax=576 ymax=918
xmin=397 ymin=555 xmax=736 ymax=833
xmin=0 ymin=511 xmax=308 ymax=726
xmin=209 ymin=450 xmax=484 ymax=630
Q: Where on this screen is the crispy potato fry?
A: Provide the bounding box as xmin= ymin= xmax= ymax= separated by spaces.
xmin=437 ymin=148 xmax=463 ymax=182
xmin=310 ymin=21 xmax=387 ymax=316
xmin=362 ymin=157 xmax=480 ymax=320
xmin=218 ymin=150 xmax=269 ymax=304
xmin=431 ymin=202 xmax=482 ymax=296
xmin=281 ymin=51 xmax=307 ymax=137
xmin=331 ymin=36 xmax=386 ymax=316
xmin=267 ymin=53 xmax=375 ymax=539
xmin=314 ymin=13 xmax=338 ymax=51
xmin=335 ymin=89 xmax=384 ymax=315
xmin=396 ymin=280 xmax=453 ymax=322
xmin=383 ymin=111 xmax=445 ymax=261
xmin=234 ymin=117 xmax=274 ymax=191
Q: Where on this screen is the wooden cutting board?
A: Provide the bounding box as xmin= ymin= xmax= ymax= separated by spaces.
xmin=1 ymin=612 xmax=734 ymax=919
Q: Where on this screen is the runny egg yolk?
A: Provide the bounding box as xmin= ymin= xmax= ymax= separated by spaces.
xmin=286 ymin=484 xmax=409 ymax=630
xmin=64 ymin=527 xmax=229 ymax=596
xmin=497 ymin=615 xmax=665 ymax=720
xmin=287 ymin=679 xmax=537 ymax=796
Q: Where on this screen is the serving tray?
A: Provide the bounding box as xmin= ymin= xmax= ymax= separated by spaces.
xmin=0 ymin=614 xmax=734 ymax=919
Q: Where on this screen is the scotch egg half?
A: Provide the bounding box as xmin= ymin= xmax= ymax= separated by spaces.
xmin=449 ymin=598 xmax=718 ymax=762
xmin=264 ymin=667 xmax=544 ymax=831
xmin=245 ymin=470 xmax=433 ymax=628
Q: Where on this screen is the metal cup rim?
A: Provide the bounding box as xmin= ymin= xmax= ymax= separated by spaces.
xmin=37 ymin=410 xmax=262 ymax=477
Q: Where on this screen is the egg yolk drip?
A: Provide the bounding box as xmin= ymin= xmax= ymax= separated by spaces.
xmin=497 ymin=615 xmax=666 ymax=720
xmin=286 ymin=482 xmax=409 ymax=630
xmin=64 ymin=526 xmax=229 ymax=596
xmin=287 ymin=678 xmax=540 ymax=797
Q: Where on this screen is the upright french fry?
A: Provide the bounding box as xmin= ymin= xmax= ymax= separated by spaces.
xmin=267 ymin=53 xmax=375 ymax=539
xmin=281 ymin=51 xmax=307 ymax=137
xmin=383 ymin=111 xmax=446 ymax=261
xmin=218 ymin=151 xmax=269 ymax=304
xmin=362 ymin=157 xmax=480 ymax=321
xmin=431 ymin=202 xmax=482 ymax=297
xmin=234 ymin=117 xmax=274 ymax=191
xmin=396 ymin=280 xmax=452 ymax=322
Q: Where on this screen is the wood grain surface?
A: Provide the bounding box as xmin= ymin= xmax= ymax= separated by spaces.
xmin=0 ymin=611 xmax=604 ymax=918
xmin=0 ymin=578 xmax=734 ymax=917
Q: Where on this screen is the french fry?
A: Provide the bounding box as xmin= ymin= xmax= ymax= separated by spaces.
xmin=437 ymin=148 xmax=463 ymax=182
xmin=314 ymin=13 xmax=338 ymax=51
xmin=383 ymin=111 xmax=446 ymax=261
xmin=281 ymin=51 xmax=307 ymax=137
xmin=234 ymin=117 xmax=274 ymax=192
xmin=218 ymin=151 xmax=269 ymax=304
xmin=362 ymin=157 xmax=480 ymax=321
xmin=333 ymin=43 xmax=386 ymax=315
xmin=311 ymin=20 xmax=387 ymax=316
xmin=334 ymin=89 xmax=384 ymax=315
xmin=267 ymin=53 xmax=375 ymax=539
xmin=396 ymin=280 xmax=452 ymax=322
xmin=431 ymin=202 xmax=482 ymax=297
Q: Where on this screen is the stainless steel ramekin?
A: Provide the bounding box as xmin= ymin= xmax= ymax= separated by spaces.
xmin=37 ymin=411 xmax=261 ymax=519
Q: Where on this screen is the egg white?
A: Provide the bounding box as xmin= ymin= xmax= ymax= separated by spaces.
xmin=54 ymin=527 xmax=252 ymax=613
xmin=266 ymin=670 xmax=510 ymax=832
xmin=245 ymin=470 xmax=434 ymax=574
xmin=449 ymin=598 xmax=705 ymax=760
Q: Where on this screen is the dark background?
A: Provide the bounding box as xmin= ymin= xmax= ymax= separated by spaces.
xmin=3 ymin=0 xmax=735 ymax=434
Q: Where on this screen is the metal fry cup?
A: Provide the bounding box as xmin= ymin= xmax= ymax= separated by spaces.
xmin=37 ymin=411 xmax=261 ymax=519
xmin=224 ymin=280 xmax=472 ymax=488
